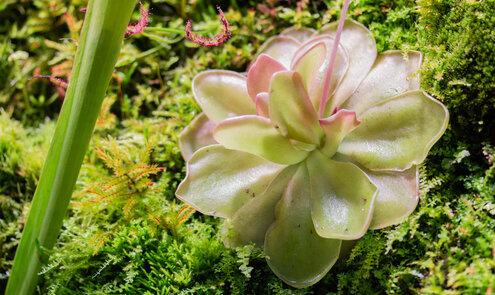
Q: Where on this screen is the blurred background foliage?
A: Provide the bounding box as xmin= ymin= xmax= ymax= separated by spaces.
xmin=0 ymin=0 xmax=494 ymax=294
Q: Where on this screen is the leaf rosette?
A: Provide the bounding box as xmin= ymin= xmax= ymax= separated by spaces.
xmin=176 ymin=19 xmax=449 ymax=288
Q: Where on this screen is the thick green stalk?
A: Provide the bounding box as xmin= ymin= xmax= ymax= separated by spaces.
xmin=6 ymin=0 xmax=137 ymax=293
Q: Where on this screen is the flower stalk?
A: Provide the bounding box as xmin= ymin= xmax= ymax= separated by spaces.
xmin=319 ymin=0 xmax=351 ymax=118
xmin=6 ymin=0 xmax=137 ymax=294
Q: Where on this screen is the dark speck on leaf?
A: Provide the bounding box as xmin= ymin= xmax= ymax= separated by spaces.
xmin=251 ymin=192 xmax=255 ymax=198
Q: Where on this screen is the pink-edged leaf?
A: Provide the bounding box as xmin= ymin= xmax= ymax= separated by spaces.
xmin=268 ymin=71 xmax=323 ymax=145
xmin=176 ymin=145 xmax=285 ymax=219
xmin=318 ymin=19 xmax=378 ymax=115
xmin=306 ymin=150 xmax=377 ymax=240
xmin=214 ymin=115 xmax=309 ymax=165
xmin=247 ymin=54 xmax=287 ymax=101
xmin=250 ymin=36 xmax=301 ymax=69
xmin=338 ymin=91 xmax=449 ymax=171
xmin=367 ymin=165 xmax=419 ymax=229
xmin=255 ymin=92 xmax=269 ymax=117
xmin=192 ymin=70 xmax=256 ymax=123
xmin=291 ymin=41 xmax=327 ymax=105
xmin=281 ymin=26 xmax=316 ymax=43
xmin=265 ymin=164 xmax=342 ymax=288
xmin=332 ymin=153 xmax=420 ymax=229
xmin=225 ymin=165 xmax=298 ymax=248
xmin=179 ymin=113 xmax=217 ymax=161
xmin=319 ymin=109 xmax=360 ymax=158
xmin=290 ymin=36 xmax=348 ymax=112
xmin=340 ymin=51 xmax=422 ymax=116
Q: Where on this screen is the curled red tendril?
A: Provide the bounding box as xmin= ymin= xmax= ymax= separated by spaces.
xmin=30 ymin=75 xmax=68 ymax=89
xmin=186 ymin=6 xmax=231 ymax=48
xmin=126 ymin=1 xmax=150 ymax=37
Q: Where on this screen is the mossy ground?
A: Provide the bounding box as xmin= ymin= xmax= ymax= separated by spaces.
xmin=1 ymin=0 xmax=494 ymax=294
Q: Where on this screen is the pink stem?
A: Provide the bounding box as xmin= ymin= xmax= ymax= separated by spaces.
xmin=318 ymin=0 xmax=351 ymax=118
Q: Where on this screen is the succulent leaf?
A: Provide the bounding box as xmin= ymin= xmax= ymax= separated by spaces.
xmin=307 ymin=151 xmax=377 ymax=239
xmin=192 ymin=70 xmax=256 ymax=123
xmin=214 ymin=115 xmax=309 ymax=165
xmin=338 ymin=90 xmax=449 ymax=171
xmin=264 ymin=164 xmax=342 ymax=288
xmin=292 ymin=41 xmax=327 ymax=99
xmin=178 ymin=113 xmax=217 ymax=161
xmin=319 ymin=19 xmax=378 ymax=115
xmin=226 ymin=165 xmax=299 ymax=248
xmin=341 ymin=51 xmax=422 ymax=116
xmin=254 ymin=92 xmax=270 ymax=117
xmin=247 ymin=54 xmax=287 ymax=101
xmin=251 ymin=36 xmax=301 ymax=69
xmin=291 ymin=36 xmax=349 ymax=111
xmin=319 ymin=109 xmax=360 ymax=158
xmin=280 ymin=26 xmax=316 ymax=43
xmin=268 ymin=71 xmax=323 ymax=145
xmin=366 ymin=165 xmax=419 ymax=229
xmin=176 ymin=145 xmax=285 ymax=218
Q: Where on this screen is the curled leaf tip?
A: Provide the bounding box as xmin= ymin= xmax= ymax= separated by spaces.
xmin=126 ymin=1 xmax=150 ymax=37
xmin=186 ymin=6 xmax=232 ymax=48
xmin=30 ymin=75 xmax=68 ymax=89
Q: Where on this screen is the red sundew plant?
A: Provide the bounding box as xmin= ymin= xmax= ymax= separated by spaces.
xmin=185 ymin=6 xmax=231 ymax=48
xmin=125 ymin=1 xmax=150 ymax=37
xmin=30 ymin=75 xmax=68 ymax=89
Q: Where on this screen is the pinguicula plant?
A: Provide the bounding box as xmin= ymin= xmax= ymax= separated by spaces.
xmin=176 ymin=0 xmax=449 ymax=288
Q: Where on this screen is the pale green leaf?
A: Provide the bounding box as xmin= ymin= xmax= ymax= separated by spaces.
xmin=290 ymin=36 xmax=348 ymax=112
xmin=250 ymin=36 xmax=301 ymax=69
xmin=319 ymin=19 xmax=378 ymax=115
xmin=281 ymin=26 xmax=316 ymax=43
xmin=264 ymin=164 xmax=342 ymax=288
xmin=214 ymin=115 xmax=308 ymax=165
xmin=269 ymin=71 xmax=323 ymax=145
xmin=225 ymin=165 xmax=298 ymax=247
xmin=192 ymin=70 xmax=256 ymax=123
xmin=338 ymin=91 xmax=449 ymax=171
xmin=247 ymin=54 xmax=286 ymax=100
xmin=319 ymin=109 xmax=360 ymax=158
xmin=340 ymin=51 xmax=422 ymax=116
xmin=179 ymin=113 xmax=217 ymax=161
xmin=176 ymin=145 xmax=285 ymax=218
xmin=366 ymin=165 xmax=419 ymax=229
xmin=307 ymin=150 xmax=377 ymax=239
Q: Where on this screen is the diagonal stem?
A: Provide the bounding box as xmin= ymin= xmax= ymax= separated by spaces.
xmin=318 ymin=0 xmax=351 ymax=118
xmin=5 ymin=1 xmax=137 ymax=294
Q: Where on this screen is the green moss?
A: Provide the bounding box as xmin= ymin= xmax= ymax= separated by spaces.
xmin=417 ymin=0 xmax=495 ymax=140
xmin=0 ymin=111 xmax=54 ymax=287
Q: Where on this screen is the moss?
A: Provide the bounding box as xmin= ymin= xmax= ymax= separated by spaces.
xmin=0 ymin=111 xmax=54 ymax=287
xmin=417 ymin=0 xmax=495 ymax=141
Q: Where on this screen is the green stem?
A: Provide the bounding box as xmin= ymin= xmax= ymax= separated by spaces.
xmin=141 ymin=31 xmax=184 ymax=45
xmin=5 ymin=0 xmax=137 ymax=294
xmin=145 ymin=27 xmax=186 ymax=34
